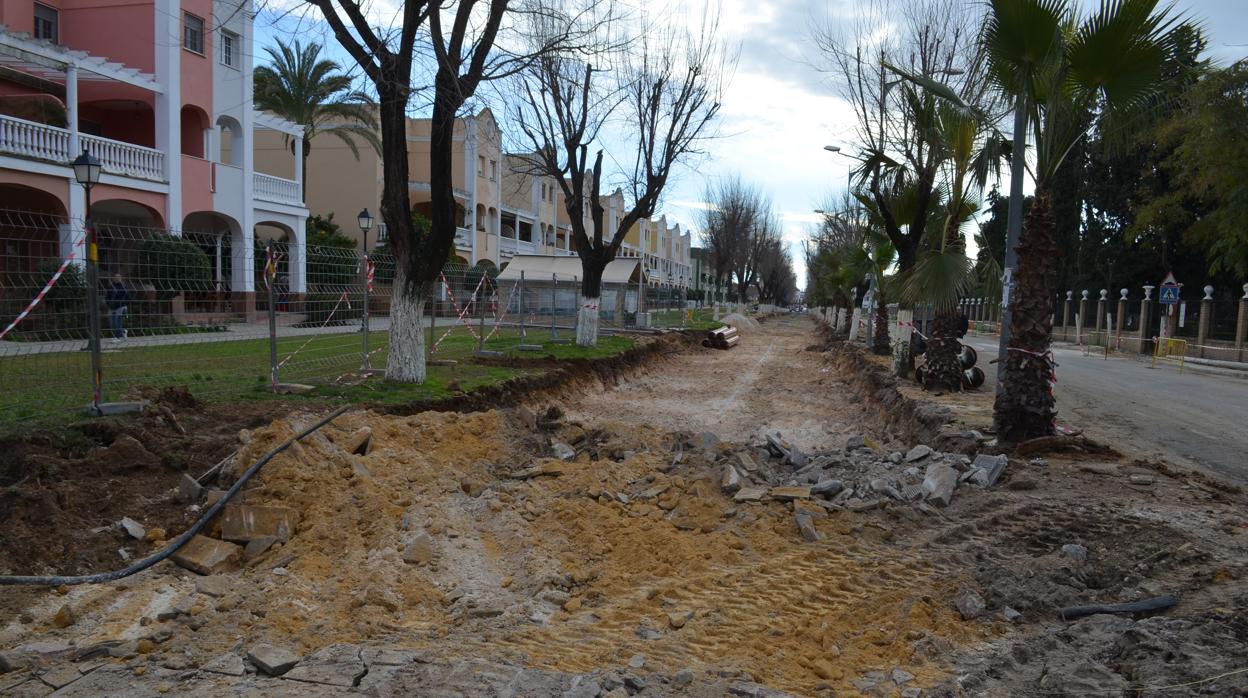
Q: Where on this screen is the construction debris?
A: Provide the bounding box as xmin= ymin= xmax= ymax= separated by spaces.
xmin=703 ymin=325 xmax=741 ymax=350
xmin=171 ymin=535 xmax=243 ymax=575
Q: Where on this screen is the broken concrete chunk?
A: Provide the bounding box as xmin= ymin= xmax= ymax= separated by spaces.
xmin=283 ymin=644 xmax=367 ymax=687
xmin=246 ymin=644 xmax=301 ymax=676
xmin=891 ymin=668 xmax=915 ymax=685
xmin=721 ymin=465 xmax=743 ymax=494
xmin=550 ymin=439 xmax=577 ymax=461
xmin=118 ymin=517 xmax=146 ymax=540
xmin=695 ymin=432 xmax=721 ymax=450
xmin=177 ymin=473 xmax=203 ymax=503
xmin=905 ymin=445 xmax=933 ymax=462
xmin=39 ymin=665 xmax=83 ymax=689
xmin=202 ymin=653 xmax=246 ymax=677
xmin=921 ymin=462 xmax=958 ymax=507
xmin=171 ymin=535 xmax=243 ymax=576
xmin=794 ymin=513 xmax=821 ymax=542
xmin=244 ymin=536 xmax=279 ymax=559
xmin=969 ymin=454 xmax=1009 ymax=487
xmin=736 ymin=452 xmax=760 ymax=473
xmin=845 ymin=435 xmax=868 ymax=451
xmin=516 ymin=405 xmax=538 ymax=431
xmin=1129 ymin=474 xmax=1156 ymax=486
xmin=52 ymin=605 xmax=75 ymax=628
xmin=220 ymin=504 xmax=297 ymax=544
xmin=954 ymin=587 xmax=987 ymax=620
xmin=1002 ymin=606 xmax=1023 ymax=623
xmin=810 ymin=479 xmax=844 ymax=498
xmin=673 ymin=668 xmax=694 ymax=688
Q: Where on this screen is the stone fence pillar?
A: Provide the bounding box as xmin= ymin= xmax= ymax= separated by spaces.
xmin=1096 ymin=289 xmax=1107 ymax=336
xmin=1197 ymin=285 xmax=1214 ymax=358
xmin=1116 ymin=289 xmax=1128 ymax=348
xmin=1139 ymin=286 xmax=1154 ymax=354
xmin=1236 ymin=282 xmax=1247 ymax=362
xmin=1078 ymin=290 xmax=1089 ymax=345
xmin=1062 ymin=291 xmax=1072 ymax=342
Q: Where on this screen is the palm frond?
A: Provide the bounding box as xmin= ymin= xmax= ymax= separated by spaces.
xmin=901 ymin=248 xmax=975 ymax=311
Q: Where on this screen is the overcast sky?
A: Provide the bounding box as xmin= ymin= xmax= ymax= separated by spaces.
xmin=256 ymin=1 xmax=1248 ymax=289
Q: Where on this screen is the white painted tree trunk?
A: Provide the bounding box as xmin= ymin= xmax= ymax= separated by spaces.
xmin=386 ymin=268 xmax=427 ymax=384
xmin=576 ymin=294 xmax=600 ymax=347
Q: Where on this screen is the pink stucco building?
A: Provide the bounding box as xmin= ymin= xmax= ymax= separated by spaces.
xmin=0 ymin=0 xmax=307 ymax=318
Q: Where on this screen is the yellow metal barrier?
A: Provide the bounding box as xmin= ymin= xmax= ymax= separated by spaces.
xmin=1151 ymin=337 xmax=1188 ymax=372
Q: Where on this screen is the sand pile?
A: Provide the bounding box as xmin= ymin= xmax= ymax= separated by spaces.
xmin=4 ymin=408 xmax=985 ymax=696
xmin=720 ymin=312 xmax=760 ymax=333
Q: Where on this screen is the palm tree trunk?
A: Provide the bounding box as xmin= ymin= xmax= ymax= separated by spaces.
xmin=925 ymin=309 xmax=963 ymax=390
xmin=994 ymin=190 xmax=1058 ymax=441
xmin=872 ymin=300 xmax=890 ymax=355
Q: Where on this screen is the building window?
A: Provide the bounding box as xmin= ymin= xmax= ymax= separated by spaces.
xmin=220 ymin=30 xmax=239 ymax=68
xmin=489 ymin=160 xmax=497 ymax=181
xmin=477 ymin=156 xmax=485 ymax=176
xmin=541 ymin=183 xmax=546 ymax=199
xmin=184 ymin=13 xmax=205 ymax=54
xmin=33 ymin=3 xmax=58 ymax=42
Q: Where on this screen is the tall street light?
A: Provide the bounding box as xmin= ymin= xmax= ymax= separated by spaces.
xmin=72 ymin=147 xmax=103 ymax=413
xmin=358 ymin=208 xmax=374 ymax=372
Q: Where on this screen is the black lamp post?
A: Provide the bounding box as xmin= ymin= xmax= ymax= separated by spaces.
xmin=358 ymin=208 xmax=374 ymax=371
xmin=73 ymin=147 xmax=103 ymax=412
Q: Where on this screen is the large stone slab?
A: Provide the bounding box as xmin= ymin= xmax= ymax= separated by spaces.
xmin=171 ymin=535 xmax=242 ymax=575
xmin=247 ymin=643 xmax=301 ymax=676
xmin=921 ymin=463 xmax=958 ymax=507
xmin=283 ymin=644 xmax=366 ymax=687
xmin=220 ymin=504 xmax=297 ymax=543
xmin=969 ymin=453 xmax=1009 ymax=487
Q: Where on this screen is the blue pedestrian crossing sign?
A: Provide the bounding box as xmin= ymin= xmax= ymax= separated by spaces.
xmin=1158 ymin=272 xmax=1181 ymax=305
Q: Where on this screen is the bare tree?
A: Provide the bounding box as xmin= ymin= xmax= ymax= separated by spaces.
xmin=700 ymin=175 xmax=760 ymax=299
xmin=311 ymin=0 xmax=585 ymax=381
xmin=756 ymin=234 xmax=796 ymax=305
xmin=511 ymin=4 xmax=728 ymax=346
xmin=811 ymin=0 xmax=997 ymax=274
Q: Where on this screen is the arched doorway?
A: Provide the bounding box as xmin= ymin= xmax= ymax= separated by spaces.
xmin=182 ymin=211 xmax=241 ymax=314
xmin=180 ymin=105 xmax=211 ymax=158
xmin=215 ymin=115 xmax=244 ymax=167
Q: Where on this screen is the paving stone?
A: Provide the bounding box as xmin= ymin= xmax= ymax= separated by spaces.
xmin=339 ymin=426 xmax=373 ymax=455
xmin=283 ymin=644 xmax=366 ymax=687
xmin=247 ymin=643 xmax=301 ymax=676
xmin=193 ymin=575 xmax=233 ymax=598
xmin=733 ymin=487 xmax=767 ymax=503
xmin=220 ymin=504 xmax=297 ymax=543
xmin=794 ymin=513 xmax=821 ymax=542
xmin=177 ymin=473 xmax=203 ymax=503
xmin=38 ymin=665 xmax=82 ymax=689
xmin=769 ymin=486 xmax=811 ymax=501
xmin=202 ymin=653 xmax=246 ymax=677
xmin=905 ymin=445 xmax=933 ymax=462
xmin=721 ymin=465 xmax=742 ymax=494
xmin=171 ymin=535 xmax=243 ymax=575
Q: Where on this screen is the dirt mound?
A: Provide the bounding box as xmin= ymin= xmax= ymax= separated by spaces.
xmin=720 ymin=313 xmax=759 ymax=332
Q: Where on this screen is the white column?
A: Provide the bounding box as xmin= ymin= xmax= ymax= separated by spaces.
xmin=154 ymin=0 xmax=182 ymax=230
xmin=293 ymin=134 xmax=304 ymax=203
xmin=289 ymin=216 xmax=307 ymax=293
xmin=66 ymin=65 xmax=79 ymax=158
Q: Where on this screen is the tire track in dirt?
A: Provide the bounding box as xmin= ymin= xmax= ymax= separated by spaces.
xmin=564 ymin=316 xmax=892 ymax=453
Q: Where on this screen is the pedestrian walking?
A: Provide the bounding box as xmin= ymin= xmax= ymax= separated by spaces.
xmin=105 ymin=272 xmax=130 ymax=342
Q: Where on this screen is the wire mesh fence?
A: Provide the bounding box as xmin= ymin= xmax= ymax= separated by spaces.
xmin=0 ymin=208 xmax=702 ymax=428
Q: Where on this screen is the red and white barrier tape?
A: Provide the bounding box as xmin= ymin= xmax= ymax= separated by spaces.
xmin=481 ymin=281 xmax=522 ymax=343
xmin=431 ymin=274 xmax=486 ymax=353
xmin=274 ymin=292 xmax=352 ymax=373
xmin=0 ymin=248 xmax=78 ymax=341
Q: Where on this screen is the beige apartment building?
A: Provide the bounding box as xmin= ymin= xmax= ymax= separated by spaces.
xmin=256 ymin=108 xmax=690 ymax=286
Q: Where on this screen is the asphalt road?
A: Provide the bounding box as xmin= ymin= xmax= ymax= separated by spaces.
xmin=963 ymin=335 xmax=1248 ymax=484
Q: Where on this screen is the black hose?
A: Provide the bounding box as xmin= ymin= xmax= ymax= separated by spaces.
xmin=0 ymin=405 xmax=351 ymax=586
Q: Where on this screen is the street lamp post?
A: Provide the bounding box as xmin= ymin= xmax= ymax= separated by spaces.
xmin=358 ymin=208 xmax=374 ymax=373
xmin=73 ymin=147 xmax=103 ymax=413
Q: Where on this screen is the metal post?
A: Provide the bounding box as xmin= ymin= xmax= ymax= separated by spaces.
xmin=995 ymin=98 xmax=1029 ymax=397
xmin=518 ymin=270 xmax=526 ymax=340
xmin=1235 ymin=282 xmax=1247 ymax=362
xmin=477 ymin=277 xmax=487 ymax=352
xmin=84 ymin=186 xmax=102 ymax=413
xmin=361 ymin=247 xmax=371 ymax=372
xmin=551 ymin=273 xmax=558 ymax=339
xmin=267 ymin=241 xmax=278 ymax=391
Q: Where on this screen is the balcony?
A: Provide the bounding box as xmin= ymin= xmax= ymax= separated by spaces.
xmin=253 ymin=172 xmax=302 ymax=206
xmin=500 ymin=236 xmax=538 ymax=257
xmin=0 ymin=114 xmax=165 ymax=181
xmin=455 ymin=227 xmax=471 ymax=248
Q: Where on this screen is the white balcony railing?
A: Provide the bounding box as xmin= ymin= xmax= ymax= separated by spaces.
xmin=253 ymin=172 xmax=302 ymax=205
xmin=0 ymin=115 xmax=165 ymax=181
xmin=454 ymin=227 xmax=471 ymax=248
xmin=81 ymin=133 xmax=163 ymax=181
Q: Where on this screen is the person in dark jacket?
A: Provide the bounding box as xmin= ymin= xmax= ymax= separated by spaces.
xmin=105 ymin=273 xmax=130 ymax=341
xmin=957 ymin=310 xmax=969 ymax=339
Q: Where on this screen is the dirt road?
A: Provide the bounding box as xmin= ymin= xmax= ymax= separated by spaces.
xmin=568 ymin=315 xmax=882 ymax=454
xmin=2 ymin=317 xmax=1247 ymax=696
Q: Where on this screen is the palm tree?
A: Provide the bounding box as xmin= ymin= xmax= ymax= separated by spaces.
xmin=981 ymin=0 xmax=1183 ymax=440
xmin=253 ymin=40 xmax=381 ymax=201
xmin=892 ymin=0 xmax=1184 ymax=433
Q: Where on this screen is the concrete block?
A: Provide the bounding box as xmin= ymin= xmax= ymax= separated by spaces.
xmin=246 ymin=644 xmax=301 ymax=676
xmin=171 ymin=535 xmax=242 ymax=575
xmin=177 ymin=473 xmax=203 ymax=503
xmin=220 ymin=504 xmax=297 ymax=543
xmin=922 ymin=463 xmax=958 ymax=507
xmin=794 ymin=513 xmax=821 ymax=542
xmin=721 ymin=465 xmax=742 ymax=494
